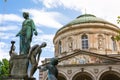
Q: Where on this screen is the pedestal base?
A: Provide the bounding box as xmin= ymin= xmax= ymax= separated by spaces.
xmin=1 ymin=76 xmax=36 ymax=80
xmin=10 ymin=54 xmax=29 ymax=77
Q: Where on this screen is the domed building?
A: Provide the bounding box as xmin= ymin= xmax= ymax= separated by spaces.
xmin=39 ymin=14 xmax=120 ymax=80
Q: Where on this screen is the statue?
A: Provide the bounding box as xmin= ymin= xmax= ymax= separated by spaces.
xmin=9 ymin=41 xmax=17 ymax=58
xmin=9 ymin=41 xmax=17 ymax=74
xmin=38 ymin=58 xmax=58 ymax=80
xmin=16 ymin=12 xmax=38 ymax=55
xmin=28 ymin=42 xmax=47 ymax=77
xmin=9 ymin=41 xmax=29 ymax=78
xmin=7 ymin=12 xmax=47 ymax=80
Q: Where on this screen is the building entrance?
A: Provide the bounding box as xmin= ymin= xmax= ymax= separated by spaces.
xmin=100 ymin=71 xmax=120 ymax=80
xmin=58 ymin=76 xmax=66 ymax=80
xmin=72 ymin=72 xmax=93 ymax=80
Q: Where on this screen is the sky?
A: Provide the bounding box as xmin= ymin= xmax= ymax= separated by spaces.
xmin=1 ymin=0 xmax=120 ymax=79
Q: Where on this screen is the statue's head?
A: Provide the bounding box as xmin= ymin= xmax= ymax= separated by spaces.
xmin=50 ymin=58 xmax=58 ymax=65
xmin=41 ymin=42 xmax=47 ymax=48
xmin=11 ymin=41 xmax=16 ymax=51
xmin=23 ymin=12 xmax=29 ymax=19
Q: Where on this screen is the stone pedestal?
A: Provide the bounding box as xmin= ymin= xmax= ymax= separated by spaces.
xmin=9 ymin=55 xmax=29 ymax=78
xmin=1 ymin=76 xmax=36 ymax=80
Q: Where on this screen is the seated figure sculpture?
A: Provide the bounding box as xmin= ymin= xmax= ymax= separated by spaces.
xmin=38 ymin=58 xmax=58 ymax=80
xmin=28 ymin=42 xmax=47 ymax=77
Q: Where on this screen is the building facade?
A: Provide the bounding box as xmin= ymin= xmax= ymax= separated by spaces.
xmin=40 ymin=14 xmax=120 ymax=80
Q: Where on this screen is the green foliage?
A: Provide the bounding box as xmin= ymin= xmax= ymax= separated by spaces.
xmin=0 ymin=58 xmax=9 ymax=78
xmin=114 ymin=35 xmax=120 ymax=41
xmin=114 ymin=30 xmax=120 ymax=41
xmin=117 ymin=16 xmax=120 ymax=24
xmin=115 ymin=16 xmax=120 ymax=41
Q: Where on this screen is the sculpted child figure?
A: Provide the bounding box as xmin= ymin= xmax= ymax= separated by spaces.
xmin=38 ymin=58 xmax=58 ymax=80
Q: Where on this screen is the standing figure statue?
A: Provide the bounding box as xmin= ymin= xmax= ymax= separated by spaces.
xmin=28 ymin=42 xmax=47 ymax=77
xmin=38 ymin=58 xmax=58 ymax=80
xmin=16 ymin=12 xmax=38 ymax=55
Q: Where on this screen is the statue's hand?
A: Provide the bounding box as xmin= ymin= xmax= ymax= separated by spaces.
xmin=37 ymin=66 xmax=41 ymax=69
xmin=16 ymin=34 xmax=19 ymax=37
xmin=34 ymin=31 xmax=38 ymax=36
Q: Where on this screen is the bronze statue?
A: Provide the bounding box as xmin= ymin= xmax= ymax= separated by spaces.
xmin=8 ymin=12 xmax=48 ymax=79
xmin=16 ymin=12 xmax=38 ymax=55
xmin=38 ymin=58 xmax=58 ymax=80
xmin=9 ymin=41 xmax=17 ymax=57
xmin=28 ymin=42 xmax=47 ymax=77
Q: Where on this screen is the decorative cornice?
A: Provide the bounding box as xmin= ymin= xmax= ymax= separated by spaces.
xmin=58 ymin=50 xmax=120 ymax=63
xmin=53 ymin=23 xmax=119 ymax=42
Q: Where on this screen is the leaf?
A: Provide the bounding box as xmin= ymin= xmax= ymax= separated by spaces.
xmin=0 ymin=58 xmax=9 ymax=77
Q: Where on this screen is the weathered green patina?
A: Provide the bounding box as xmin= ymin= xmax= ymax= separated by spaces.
xmin=38 ymin=58 xmax=58 ymax=80
xmin=16 ymin=12 xmax=38 ymax=55
xmin=56 ymin=14 xmax=118 ymax=34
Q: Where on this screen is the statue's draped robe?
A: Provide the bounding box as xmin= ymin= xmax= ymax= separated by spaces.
xmin=18 ymin=19 xmax=36 ymax=54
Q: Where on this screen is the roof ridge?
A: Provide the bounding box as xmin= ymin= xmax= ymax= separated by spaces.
xmin=76 ymin=14 xmax=96 ymax=18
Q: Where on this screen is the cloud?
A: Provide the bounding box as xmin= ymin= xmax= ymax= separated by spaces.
xmin=0 ymin=25 xmax=19 ymax=31
xmin=0 ymin=14 xmax=23 ymax=41
xmin=0 ymin=14 xmax=23 ymax=23
xmin=21 ymin=9 xmax=63 ymax=29
xmin=36 ymin=28 xmax=44 ymax=33
xmin=0 ymin=50 xmax=10 ymax=61
xmin=41 ymin=0 xmax=62 ymax=8
xmin=32 ymin=34 xmax=55 ymax=52
xmin=0 ymin=32 xmax=15 ymax=40
xmin=39 ymin=0 xmax=120 ymax=26
xmin=0 ymin=42 xmax=10 ymax=60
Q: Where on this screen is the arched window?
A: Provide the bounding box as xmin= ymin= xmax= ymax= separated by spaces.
xmin=58 ymin=41 xmax=62 ymax=54
xmin=81 ymin=34 xmax=88 ymax=49
xmin=111 ymin=37 xmax=117 ymax=51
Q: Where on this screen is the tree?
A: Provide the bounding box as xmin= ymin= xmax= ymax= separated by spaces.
xmin=114 ymin=16 xmax=120 ymax=41
xmin=0 ymin=58 xmax=9 ymax=78
xmin=117 ymin=16 xmax=120 ymax=24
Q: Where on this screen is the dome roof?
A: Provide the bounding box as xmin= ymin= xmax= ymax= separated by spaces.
xmin=56 ymin=14 xmax=118 ymax=33
xmin=65 ymin=14 xmax=115 ymax=27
